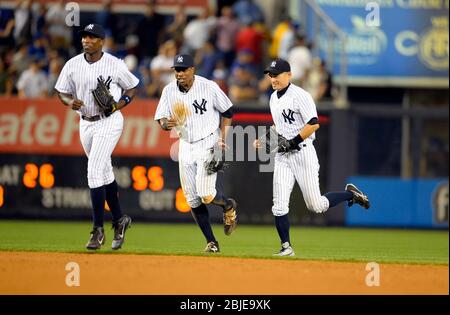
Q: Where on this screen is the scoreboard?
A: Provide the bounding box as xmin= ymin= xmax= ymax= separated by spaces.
xmin=0 ymin=154 xmax=200 ymax=221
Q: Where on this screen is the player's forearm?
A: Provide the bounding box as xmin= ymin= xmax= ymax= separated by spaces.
xmin=220 ymin=117 xmax=232 ymax=142
xmin=299 ymin=124 xmax=320 ymax=140
xmin=116 ymin=87 xmax=137 ymax=110
xmin=56 ymin=91 xmax=84 ymax=110
xmin=56 ymin=91 xmax=74 ymax=106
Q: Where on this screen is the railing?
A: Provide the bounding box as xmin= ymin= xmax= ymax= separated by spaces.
xmin=299 ymin=0 xmax=348 ymax=108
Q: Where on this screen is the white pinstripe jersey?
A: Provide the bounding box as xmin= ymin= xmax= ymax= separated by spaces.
xmin=270 ymin=83 xmax=318 ymax=141
xmin=155 ymin=75 xmax=233 ymax=143
xmin=55 ymin=52 xmax=139 ymax=117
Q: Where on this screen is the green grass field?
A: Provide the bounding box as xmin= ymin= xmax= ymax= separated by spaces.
xmin=0 ymin=220 xmax=447 ymax=265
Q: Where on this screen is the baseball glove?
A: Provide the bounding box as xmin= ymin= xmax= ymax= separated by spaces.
xmin=277 ymin=134 xmax=302 ymax=154
xmin=92 ymin=76 xmax=117 ymax=115
xmin=205 ymin=144 xmax=228 ymax=175
xmin=258 ymin=126 xmax=279 ymax=154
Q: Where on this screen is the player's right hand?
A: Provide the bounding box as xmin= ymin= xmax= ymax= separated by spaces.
xmin=160 ymin=118 xmax=177 ymax=131
xmin=253 ymin=139 xmax=262 ymax=149
xmin=70 ymin=99 xmax=84 ymax=110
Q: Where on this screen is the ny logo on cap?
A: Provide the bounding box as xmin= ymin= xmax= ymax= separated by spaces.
xmin=271 ymin=61 xmax=277 ymax=68
xmin=86 ymin=24 xmax=94 ymax=30
xmin=177 ymin=56 xmax=184 ymax=63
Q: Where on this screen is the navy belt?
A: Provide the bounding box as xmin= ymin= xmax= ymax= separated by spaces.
xmin=81 ymin=112 xmax=111 ymax=122
xmin=188 ymin=132 xmax=214 ymax=144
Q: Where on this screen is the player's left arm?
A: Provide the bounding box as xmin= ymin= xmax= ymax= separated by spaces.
xmin=213 ymin=81 xmax=234 ymax=148
xmin=219 ymin=110 xmax=233 ymax=148
xmin=298 ymin=118 xmax=320 ymax=141
xmin=115 ymin=87 xmax=137 ymax=111
xmin=115 ymin=59 xmax=140 ymax=111
xmin=293 ymin=92 xmax=320 ymax=144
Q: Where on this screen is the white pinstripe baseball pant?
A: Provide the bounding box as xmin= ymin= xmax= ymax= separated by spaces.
xmin=272 ymin=142 xmax=330 ymax=216
xmin=79 ymin=111 xmax=123 ymax=189
xmin=178 ymin=130 xmax=219 ymax=208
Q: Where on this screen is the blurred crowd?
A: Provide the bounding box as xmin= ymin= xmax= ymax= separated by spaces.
xmin=0 ymin=0 xmax=334 ymax=105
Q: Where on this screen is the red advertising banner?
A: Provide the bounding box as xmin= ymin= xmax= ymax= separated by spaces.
xmin=0 ymin=98 xmax=177 ymax=157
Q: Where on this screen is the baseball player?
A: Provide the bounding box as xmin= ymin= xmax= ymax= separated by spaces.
xmin=155 ymin=53 xmax=237 ymax=253
xmin=54 ymin=24 xmax=139 ymax=250
xmin=254 ymin=59 xmax=370 ymax=256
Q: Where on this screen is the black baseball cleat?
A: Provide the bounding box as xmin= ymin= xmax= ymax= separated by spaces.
xmin=223 ymin=198 xmax=237 ymax=236
xmin=86 ymin=227 xmax=105 ymax=250
xmin=204 ymin=241 xmax=220 ymax=253
xmin=111 ymin=215 xmax=132 ymax=250
xmin=345 ymin=183 xmax=370 ymax=209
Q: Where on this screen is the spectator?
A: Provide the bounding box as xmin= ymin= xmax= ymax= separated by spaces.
xmin=31 ymin=1 xmax=46 ymax=37
xmin=182 ymin=7 xmax=217 ymax=55
xmin=47 ymin=55 xmax=63 ymax=97
xmin=102 ymin=35 xmax=118 ymax=56
xmin=232 ymin=0 xmax=265 ymax=25
xmin=45 ymin=0 xmax=72 ymax=50
xmin=235 ymin=20 xmax=265 ymax=67
xmin=230 ymin=48 xmax=256 ymax=75
xmin=304 ymin=58 xmax=333 ymax=102
xmin=0 ymin=8 xmax=16 ymax=51
xmin=216 ymin=6 xmax=241 ymax=68
xmin=278 ymin=20 xmax=300 ymax=60
xmin=124 ymin=54 xmax=145 ymax=97
xmin=257 ymin=74 xmax=272 ymax=105
xmin=13 ymin=0 xmax=33 ymax=45
xmin=268 ymin=15 xmax=292 ymax=59
xmin=136 ymin=0 xmax=166 ymax=60
xmin=11 ymin=43 xmax=32 ymax=77
xmin=195 ymin=40 xmax=220 ymax=80
xmin=28 ymin=32 xmax=48 ymax=68
xmin=228 ymin=64 xmax=259 ymax=103
xmin=165 ymin=5 xmax=187 ymax=49
xmin=95 ymin=0 xmax=117 ymax=36
xmin=138 ymin=59 xmax=152 ymax=98
xmin=149 ymin=40 xmax=177 ymax=96
xmin=0 ymin=57 xmax=13 ymax=96
xmin=212 ymin=63 xmax=229 ymax=94
xmin=16 ymin=57 xmax=48 ymax=98
xmin=287 ymin=33 xmax=312 ymax=87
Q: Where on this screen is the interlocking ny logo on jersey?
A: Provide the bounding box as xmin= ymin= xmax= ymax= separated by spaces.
xmin=192 ymin=99 xmax=207 ymax=115
xmin=282 ymin=109 xmax=295 ymax=124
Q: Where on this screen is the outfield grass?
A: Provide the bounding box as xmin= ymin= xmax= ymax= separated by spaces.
xmin=0 ymin=220 xmax=447 ymax=265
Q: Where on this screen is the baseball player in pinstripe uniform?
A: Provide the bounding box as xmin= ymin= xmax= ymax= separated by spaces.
xmin=155 ymin=53 xmax=237 ymax=253
xmin=55 ymin=24 xmax=139 ymax=250
xmin=254 ymin=59 xmax=370 ymax=256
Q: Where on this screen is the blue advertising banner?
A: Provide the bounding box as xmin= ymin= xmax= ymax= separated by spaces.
xmin=308 ymin=0 xmax=449 ymax=87
xmin=345 ymin=177 xmax=449 ymax=228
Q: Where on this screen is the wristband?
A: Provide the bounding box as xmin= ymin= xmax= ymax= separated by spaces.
xmin=291 ymin=134 xmax=304 ymax=146
xmin=120 ymin=95 xmax=131 ymax=105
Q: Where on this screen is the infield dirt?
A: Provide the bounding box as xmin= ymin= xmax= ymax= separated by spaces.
xmin=0 ymin=251 xmax=447 ymax=294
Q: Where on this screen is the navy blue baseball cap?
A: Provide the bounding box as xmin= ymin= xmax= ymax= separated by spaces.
xmin=78 ymin=23 xmax=106 ymax=39
xmin=172 ymin=54 xmax=194 ymax=68
xmin=264 ymin=58 xmax=291 ymax=75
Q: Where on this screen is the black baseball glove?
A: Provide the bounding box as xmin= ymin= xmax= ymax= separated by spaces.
xmin=278 ymin=134 xmax=303 ymax=154
xmin=205 ymin=145 xmax=228 ymax=175
xmin=92 ymin=76 xmax=117 ymax=115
